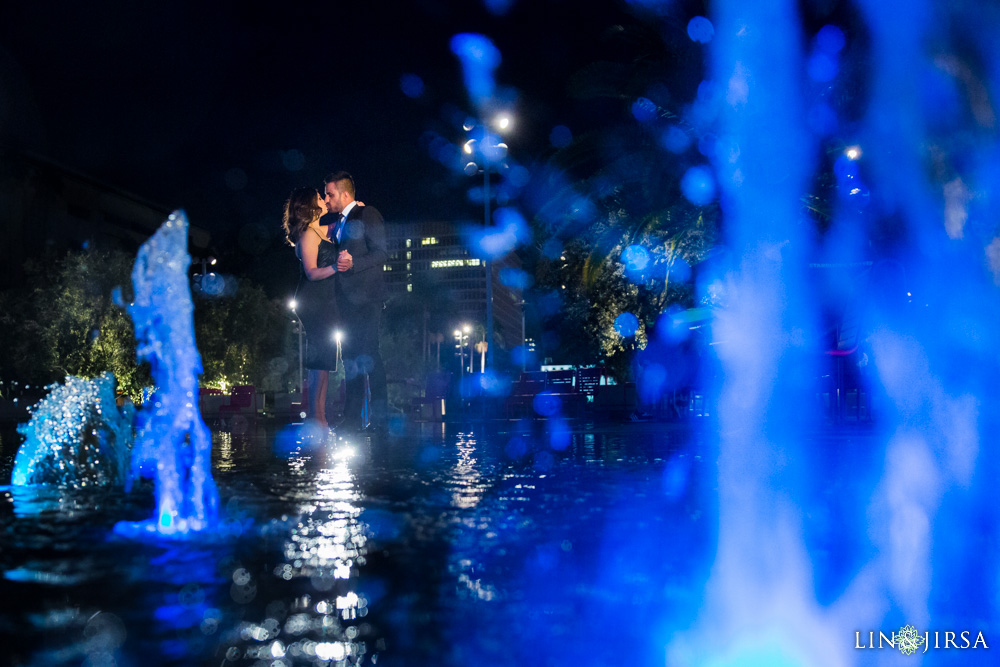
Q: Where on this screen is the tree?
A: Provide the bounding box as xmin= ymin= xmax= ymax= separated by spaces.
xmin=193 ymin=279 xmax=292 ymax=392
xmin=0 ymin=247 xmax=151 ymax=402
xmin=524 ymin=20 xmax=719 ymax=380
xmin=0 ymin=247 xmax=295 ymax=403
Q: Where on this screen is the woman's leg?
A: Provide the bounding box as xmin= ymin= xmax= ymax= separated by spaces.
xmin=315 ymin=370 xmax=330 ymax=426
xmin=306 ymin=369 xmax=329 ymax=426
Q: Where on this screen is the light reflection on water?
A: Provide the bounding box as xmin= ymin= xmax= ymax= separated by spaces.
xmin=447 ymin=431 xmax=490 ymax=509
xmin=228 ymin=447 xmax=372 ymax=664
xmin=0 ymin=422 xmax=704 ymax=666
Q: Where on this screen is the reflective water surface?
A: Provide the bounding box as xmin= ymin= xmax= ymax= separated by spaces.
xmin=0 ymin=421 xmax=721 ymax=666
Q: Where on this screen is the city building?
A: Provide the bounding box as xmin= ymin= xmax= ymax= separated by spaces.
xmin=384 ymin=220 xmax=524 ymax=351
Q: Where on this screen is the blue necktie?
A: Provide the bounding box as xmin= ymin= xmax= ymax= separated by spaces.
xmin=334 ymin=214 xmax=345 ymax=243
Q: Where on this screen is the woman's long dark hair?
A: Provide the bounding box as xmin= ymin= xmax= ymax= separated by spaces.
xmin=282 ymin=187 xmax=324 ymax=246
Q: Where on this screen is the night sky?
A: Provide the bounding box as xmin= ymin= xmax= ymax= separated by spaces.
xmin=1 ymin=0 xmax=696 ymax=293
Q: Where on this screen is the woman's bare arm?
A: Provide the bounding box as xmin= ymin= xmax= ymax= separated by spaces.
xmin=300 ymin=229 xmax=336 ymax=281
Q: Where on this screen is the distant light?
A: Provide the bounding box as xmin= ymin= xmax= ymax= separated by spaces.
xmin=463 ymin=119 xmax=476 ymax=132
xmin=333 ymin=330 xmax=343 ymax=343
xmin=450 ymin=33 xmax=501 ymax=106
xmin=661 ymin=125 xmax=691 ymax=154
xmin=687 ymin=16 xmax=715 ymax=43
xmin=334 ymin=445 xmax=356 ymax=460
xmin=621 ymin=245 xmax=652 ymax=277
xmin=288 ymin=299 xmax=298 ymax=310
xmin=315 ymin=643 xmax=345 ymax=661
xmin=463 ymin=324 xmax=471 ymax=333
xmin=399 ymin=73 xmax=425 ymax=98
xmin=464 ymin=161 xmax=479 ymax=176
xmin=496 ymin=115 xmax=511 ymax=130
xmin=550 ymin=125 xmax=572 ymax=147
xmin=614 ymin=312 xmax=640 ymax=337
xmin=463 ymin=139 xmax=476 ymax=154
xmin=681 ymin=165 xmax=717 ymax=205
xmin=816 ymin=25 xmax=846 ymax=53
xmin=807 ymin=52 xmax=838 ymax=83
xmin=454 ymin=330 xmax=462 ymax=337
xmin=845 ymin=146 xmax=861 ymax=160
xmin=483 ymin=0 xmax=513 ymax=16
xmin=631 ymin=97 xmax=657 ymax=123
xmin=508 ymin=165 xmax=531 ymax=187
xmin=210 ymin=257 xmax=217 ymax=266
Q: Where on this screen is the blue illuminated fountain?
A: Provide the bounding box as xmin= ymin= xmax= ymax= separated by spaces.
xmin=11 ymin=373 xmax=133 ymax=487
xmin=661 ymin=0 xmax=1000 ymax=662
xmin=114 ymin=211 xmax=219 ymax=536
xmin=12 ymin=211 xmax=220 ymax=536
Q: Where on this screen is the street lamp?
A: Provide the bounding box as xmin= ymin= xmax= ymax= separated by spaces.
xmin=454 ymin=329 xmax=465 ymax=383
xmin=463 ymin=324 xmax=472 ymax=373
xmin=191 ymin=256 xmax=219 ymax=296
xmin=519 ymin=299 xmax=527 ymax=372
xmin=454 ymin=325 xmax=473 ymax=377
xmin=463 ymin=115 xmax=511 ymax=372
xmin=288 ymin=299 xmax=304 ymax=396
xmin=196 ymin=256 xmax=217 ymax=275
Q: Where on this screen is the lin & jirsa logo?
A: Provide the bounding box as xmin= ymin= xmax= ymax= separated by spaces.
xmin=855 ymin=625 xmax=989 ymax=654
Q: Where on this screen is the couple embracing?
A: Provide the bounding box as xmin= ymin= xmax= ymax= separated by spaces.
xmin=282 ymin=172 xmax=387 ymax=432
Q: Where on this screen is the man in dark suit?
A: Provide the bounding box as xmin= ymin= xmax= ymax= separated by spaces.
xmin=323 ymin=171 xmax=388 ymax=432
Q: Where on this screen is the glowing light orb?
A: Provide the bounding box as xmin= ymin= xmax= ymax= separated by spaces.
xmin=681 ymin=165 xmax=717 ymax=205
xmin=399 ymin=73 xmax=424 ymax=98
xmin=550 ymin=125 xmax=573 ymax=147
xmin=631 ymin=96 xmax=658 ymax=123
xmin=614 ymin=312 xmax=640 ymax=337
xmin=687 ymin=16 xmax=715 ymax=43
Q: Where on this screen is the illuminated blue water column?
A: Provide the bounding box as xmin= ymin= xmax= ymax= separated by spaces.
xmin=116 ymin=211 xmax=219 ymax=537
xmin=857 ymin=0 xmax=1000 ymax=639
xmin=670 ymin=0 xmax=834 ymax=663
xmin=670 ymin=0 xmax=1000 ymax=661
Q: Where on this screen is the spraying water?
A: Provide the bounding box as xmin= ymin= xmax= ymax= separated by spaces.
xmin=11 ymin=373 xmax=133 ymax=487
xmin=114 ymin=211 xmax=219 ymax=536
xmin=665 ymin=0 xmax=1000 ymax=663
xmin=9 ymin=212 xmax=219 ymax=537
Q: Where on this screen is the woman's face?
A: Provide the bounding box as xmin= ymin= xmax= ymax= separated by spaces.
xmin=315 ymin=193 xmax=328 ymax=216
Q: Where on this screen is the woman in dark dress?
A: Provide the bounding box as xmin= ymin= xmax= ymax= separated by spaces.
xmin=282 ymin=187 xmax=341 ymax=426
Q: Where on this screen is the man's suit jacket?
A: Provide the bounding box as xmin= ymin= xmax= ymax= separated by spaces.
xmin=334 ymin=203 xmax=388 ymax=309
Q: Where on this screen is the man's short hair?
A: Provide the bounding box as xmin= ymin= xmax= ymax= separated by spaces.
xmin=324 ymin=171 xmax=356 ymax=198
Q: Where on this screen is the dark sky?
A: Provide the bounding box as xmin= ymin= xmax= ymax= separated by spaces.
xmin=1 ymin=0 xmax=687 ymax=292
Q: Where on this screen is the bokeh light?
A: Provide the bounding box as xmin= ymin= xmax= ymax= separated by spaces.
xmin=399 ymin=73 xmax=425 ymax=98
xmin=549 ymin=125 xmax=573 ymax=147
xmin=613 ymin=312 xmax=639 ymax=337
xmin=680 ymin=165 xmax=716 ymax=205
xmin=687 ymin=16 xmax=715 ymax=43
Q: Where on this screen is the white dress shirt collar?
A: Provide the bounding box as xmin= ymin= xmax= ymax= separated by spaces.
xmin=340 ymin=200 xmax=358 ymax=219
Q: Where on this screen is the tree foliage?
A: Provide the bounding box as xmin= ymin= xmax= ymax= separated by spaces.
xmin=0 ymin=248 xmax=149 ymax=401
xmin=0 ymin=247 xmax=294 ymax=402
xmin=525 ymin=21 xmax=718 ymax=380
xmin=192 ymin=279 xmax=292 ymax=392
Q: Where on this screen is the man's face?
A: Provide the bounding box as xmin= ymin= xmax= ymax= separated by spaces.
xmin=324 ymin=182 xmax=349 ymax=214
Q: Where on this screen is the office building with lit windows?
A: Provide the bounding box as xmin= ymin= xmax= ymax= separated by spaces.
xmin=384 ymin=221 xmax=524 ymax=349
